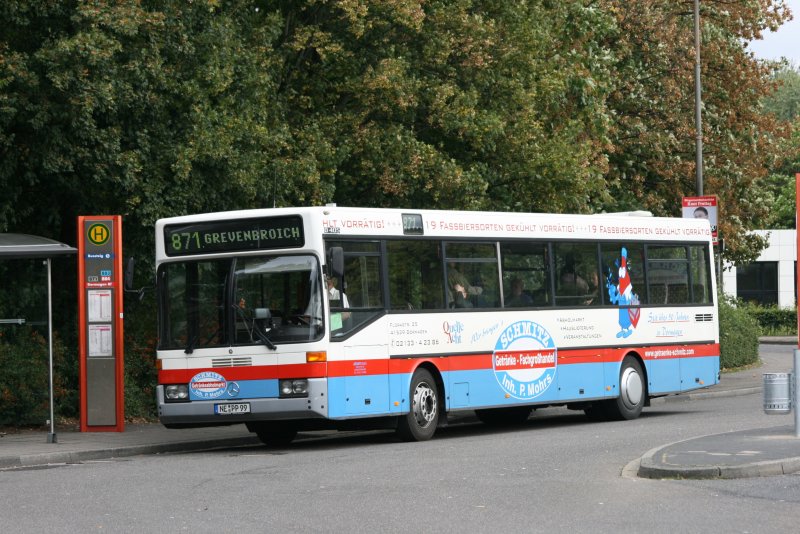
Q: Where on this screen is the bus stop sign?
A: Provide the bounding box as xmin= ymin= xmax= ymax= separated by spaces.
xmin=78 ymin=215 xmax=124 ymax=432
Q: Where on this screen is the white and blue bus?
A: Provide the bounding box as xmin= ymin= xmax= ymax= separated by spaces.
xmin=153 ymin=206 xmax=719 ymax=445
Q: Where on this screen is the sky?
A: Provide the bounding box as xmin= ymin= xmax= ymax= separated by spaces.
xmin=746 ymin=0 xmax=800 ymax=66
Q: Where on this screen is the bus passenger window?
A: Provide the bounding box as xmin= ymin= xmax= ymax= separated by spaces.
xmin=444 ymin=242 xmax=499 ymax=309
xmin=554 ymin=243 xmax=600 ymax=307
xmin=500 ymin=242 xmax=550 ymax=307
xmin=689 ymin=245 xmax=712 ymax=303
xmin=647 ymin=245 xmax=689 ymax=305
xmin=387 ymin=241 xmax=444 ymax=310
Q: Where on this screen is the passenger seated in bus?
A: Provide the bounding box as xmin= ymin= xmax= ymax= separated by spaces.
xmin=560 ymin=270 xmax=589 ymax=293
xmin=506 ymin=277 xmax=534 ymax=307
xmin=583 ymin=271 xmax=601 ymax=305
xmin=558 ymin=267 xmax=590 ymax=306
xmin=447 ymin=263 xmax=481 ymax=308
xmin=561 ymin=271 xmax=589 ymax=295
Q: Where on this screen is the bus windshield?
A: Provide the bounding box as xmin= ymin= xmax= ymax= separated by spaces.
xmin=157 ymin=254 xmax=324 ymax=351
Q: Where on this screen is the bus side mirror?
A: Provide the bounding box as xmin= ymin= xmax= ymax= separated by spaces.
xmin=124 ymin=257 xmax=136 ymax=291
xmin=329 ymin=247 xmax=344 ymax=278
xmin=124 ymin=256 xmax=153 ymax=301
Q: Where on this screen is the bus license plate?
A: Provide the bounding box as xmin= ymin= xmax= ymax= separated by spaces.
xmin=215 ymin=403 xmax=250 ymax=415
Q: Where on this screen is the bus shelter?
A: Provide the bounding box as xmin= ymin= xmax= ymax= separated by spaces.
xmin=0 ymin=233 xmax=77 ymax=443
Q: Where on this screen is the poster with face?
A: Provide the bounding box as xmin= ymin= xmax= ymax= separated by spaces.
xmin=682 ymin=196 xmax=718 ymax=244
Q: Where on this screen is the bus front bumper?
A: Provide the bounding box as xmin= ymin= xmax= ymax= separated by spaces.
xmin=157 ymin=378 xmax=328 ymax=426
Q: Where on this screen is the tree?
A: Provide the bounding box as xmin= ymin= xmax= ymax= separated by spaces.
xmin=599 ymin=0 xmax=792 ymax=263
xmin=2 ymin=0 xmax=796 ymax=421
xmin=760 ymin=66 xmax=800 ymax=229
xmin=763 ymin=64 xmax=800 ymax=122
xmin=269 ymin=1 xmax=616 ymax=213
xmin=1 ymin=1 xmax=619 ymax=256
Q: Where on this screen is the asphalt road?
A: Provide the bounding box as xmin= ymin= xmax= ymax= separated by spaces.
xmin=2 ymin=385 xmax=798 ymax=533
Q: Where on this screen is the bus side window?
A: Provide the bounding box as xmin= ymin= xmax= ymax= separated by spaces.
xmin=444 ymin=242 xmax=498 ymax=309
xmin=387 ymin=240 xmax=444 ymax=310
xmin=689 ymin=245 xmax=712 ymax=303
xmin=647 ymin=245 xmax=689 ymax=306
xmin=553 ymin=242 xmax=599 ymax=307
xmin=500 ymin=242 xmax=550 ymax=307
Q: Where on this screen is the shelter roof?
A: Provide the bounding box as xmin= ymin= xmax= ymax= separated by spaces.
xmin=0 ymin=233 xmax=77 ymax=259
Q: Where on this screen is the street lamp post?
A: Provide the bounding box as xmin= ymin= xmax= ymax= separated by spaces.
xmin=694 ymin=0 xmax=703 ymax=196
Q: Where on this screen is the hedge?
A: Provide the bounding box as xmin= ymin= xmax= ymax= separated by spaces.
xmin=719 ymin=295 xmax=761 ymax=369
xmin=743 ymin=304 xmax=796 ymax=336
xmin=0 ymin=327 xmax=72 ymax=426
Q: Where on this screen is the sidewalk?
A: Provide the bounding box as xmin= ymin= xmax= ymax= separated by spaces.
xmin=636 ymin=338 xmax=800 ymax=479
xmin=0 ymin=423 xmax=262 ymax=469
xmin=2 ymin=341 xmax=799 ymax=476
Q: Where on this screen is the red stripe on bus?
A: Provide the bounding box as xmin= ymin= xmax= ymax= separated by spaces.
xmin=158 ymin=343 xmax=719 ymax=382
xmin=159 ymin=362 xmax=327 ymax=383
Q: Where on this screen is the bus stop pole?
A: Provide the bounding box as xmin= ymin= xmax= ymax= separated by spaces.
xmin=46 ymin=258 xmax=56 ymax=444
xmin=794 ymin=350 xmax=800 ymax=438
xmin=795 ymin=173 xmax=800 ymax=438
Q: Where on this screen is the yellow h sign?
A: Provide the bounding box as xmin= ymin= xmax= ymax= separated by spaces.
xmin=88 ymin=223 xmax=110 ymax=246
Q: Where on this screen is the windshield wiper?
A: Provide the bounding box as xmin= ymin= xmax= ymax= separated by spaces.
xmin=184 ymin=333 xmax=199 ymax=354
xmin=252 ymin=324 xmax=277 ymax=351
xmin=233 ymin=305 xmax=276 ymax=351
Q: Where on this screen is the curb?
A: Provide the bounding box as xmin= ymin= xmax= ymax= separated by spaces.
xmin=0 ymin=435 xmax=262 ymax=470
xmin=759 ymin=337 xmax=797 ymax=346
xmin=638 ymin=438 xmax=800 ymax=480
xmin=650 ymin=386 xmax=761 ymax=404
xmin=0 ymin=386 xmax=772 ymax=471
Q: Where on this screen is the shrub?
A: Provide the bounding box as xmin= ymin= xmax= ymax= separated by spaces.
xmin=0 ymin=327 xmax=71 ymax=426
xmin=123 ymin=298 xmax=158 ymax=420
xmin=718 ymin=295 xmax=761 ymax=369
xmin=743 ymin=304 xmax=796 ymax=336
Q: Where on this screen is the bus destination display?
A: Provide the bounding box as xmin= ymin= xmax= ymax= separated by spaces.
xmin=164 ymin=216 xmax=304 ymax=256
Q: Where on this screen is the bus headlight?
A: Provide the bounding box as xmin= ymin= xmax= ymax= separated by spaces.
xmin=164 ymin=384 xmax=189 ymax=402
xmin=279 ymin=379 xmax=308 ymax=398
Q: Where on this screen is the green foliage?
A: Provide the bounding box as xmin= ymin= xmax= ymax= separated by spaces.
xmin=123 ymin=297 xmax=158 ymax=419
xmin=763 ymin=66 xmax=800 ymax=122
xmin=0 ymin=327 xmax=71 ymax=426
xmin=600 ymin=0 xmax=792 ymax=265
xmin=2 ymin=0 xmax=792 ymax=262
xmin=1 ymin=1 xmax=795 ymax=422
xmin=759 ymin=172 xmax=796 ymax=229
xmin=758 ymin=66 xmax=800 ymax=229
xmin=718 ymin=295 xmax=761 ymax=369
xmin=743 ymin=304 xmax=797 ymax=336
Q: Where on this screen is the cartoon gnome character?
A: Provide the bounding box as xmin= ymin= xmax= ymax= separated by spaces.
xmin=607 ymin=247 xmax=640 ymax=338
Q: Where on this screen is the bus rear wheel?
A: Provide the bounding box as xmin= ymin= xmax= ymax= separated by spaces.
xmin=396 ymin=369 xmax=439 ymax=442
xmin=606 ymin=357 xmax=645 ymax=420
xmin=248 ymin=422 xmax=298 ymax=447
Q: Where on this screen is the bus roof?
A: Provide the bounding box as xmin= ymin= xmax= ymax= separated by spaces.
xmin=156 ymin=205 xmax=713 ymax=247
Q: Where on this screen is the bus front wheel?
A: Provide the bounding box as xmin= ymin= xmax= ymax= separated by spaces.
xmin=396 ymin=369 xmax=439 ymax=442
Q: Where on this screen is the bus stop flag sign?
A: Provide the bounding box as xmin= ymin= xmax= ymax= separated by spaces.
xmin=78 ymin=215 xmax=124 ymax=432
xmin=682 ymin=195 xmax=718 ymax=245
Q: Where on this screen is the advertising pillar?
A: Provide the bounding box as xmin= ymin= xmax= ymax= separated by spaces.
xmin=78 ymin=216 xmax=124 ymax=432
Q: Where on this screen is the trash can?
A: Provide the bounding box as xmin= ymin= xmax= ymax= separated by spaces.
xmin=763 ymin=372 xmax=792 ymax=415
